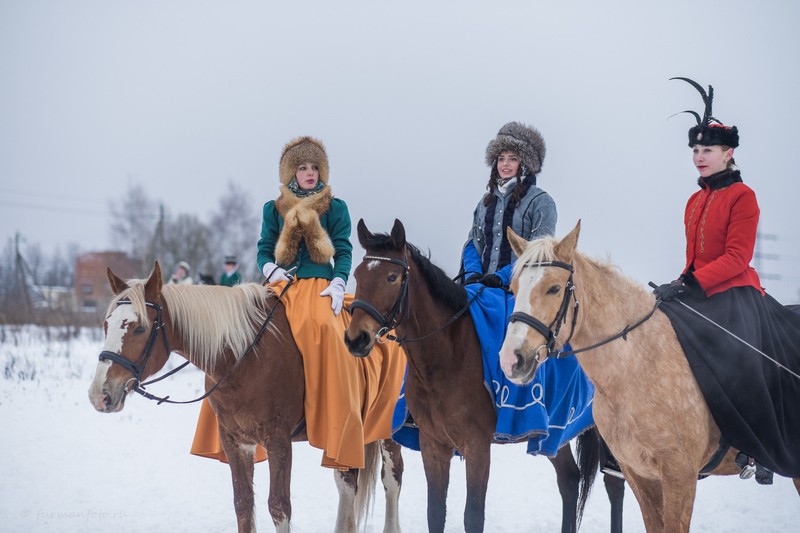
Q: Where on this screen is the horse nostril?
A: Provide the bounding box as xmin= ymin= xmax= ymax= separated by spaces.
xmin=514 ymin=349 xmax=525 ymax=368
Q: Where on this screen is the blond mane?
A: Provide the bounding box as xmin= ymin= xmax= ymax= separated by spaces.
xmin=512 ymin=236 xmax=558 ymax=279
xmin=106 ymin=282 xmax=275 ymax=368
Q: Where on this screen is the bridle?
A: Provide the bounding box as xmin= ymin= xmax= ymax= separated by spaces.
xmin=99 ymin=300 xmax=172 ymax=391
xmin=508 ymin=261 xmax=579 ymax=360
xmin=98 ymin=279 xmax=295 ymax=405
xmin=348 ymin=253 xmax=480 ymax=345
xmin=509 ymin=260 xmax=660 ymax=360
xmin=348 ymin=254 xmax=411 ymax=339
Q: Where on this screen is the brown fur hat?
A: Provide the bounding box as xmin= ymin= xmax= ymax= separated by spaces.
xmin=485 ymin=122 xmax=546 ymax=175
xmin=279 ymin=136 xmax=330 ymax=185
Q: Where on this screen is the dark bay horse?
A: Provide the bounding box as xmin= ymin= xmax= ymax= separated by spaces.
xmin=499 ymin=221 xmax=800 ymax=532
xmin=343 ymin=219 xmax=624 ymax=533
xmin=87 ymin=262 xmax=403 ymax=533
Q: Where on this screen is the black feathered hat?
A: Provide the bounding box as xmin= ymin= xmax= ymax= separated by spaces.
xmin=671 ymin=77 xmax=739 ymax=148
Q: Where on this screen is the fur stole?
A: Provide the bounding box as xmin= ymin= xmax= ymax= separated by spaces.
xmin=274 ymin=185 xmax=335 ymax=265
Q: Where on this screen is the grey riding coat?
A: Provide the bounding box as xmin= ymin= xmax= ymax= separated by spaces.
xmin=467 ymin=181 xmax=557 ymax=276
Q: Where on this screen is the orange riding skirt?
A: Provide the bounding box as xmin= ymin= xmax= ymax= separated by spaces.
xmin=190 ymin=277 xmax=406 ymax=469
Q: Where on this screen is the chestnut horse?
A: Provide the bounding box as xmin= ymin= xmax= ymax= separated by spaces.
xmin=499 ymin=221 xmax=800 ymax=532
xmin=344 ymin=219 xmax=624 ymax=533
xmin=87 ymin=262 xmax=404 ymax=533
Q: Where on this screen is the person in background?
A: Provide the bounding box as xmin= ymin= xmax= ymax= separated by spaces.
xmin=166 ymin=261 xmax=193 ymax=285
xmin=218 ymin=256 xmax=241 ymax=287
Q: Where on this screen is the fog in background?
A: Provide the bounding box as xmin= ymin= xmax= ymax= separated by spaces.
xmin=2 ymin=1 xmax=799 ymax=301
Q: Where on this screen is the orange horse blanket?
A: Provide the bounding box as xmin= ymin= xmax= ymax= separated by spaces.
xmin=190 ymin=278 xmax=406 ymax=469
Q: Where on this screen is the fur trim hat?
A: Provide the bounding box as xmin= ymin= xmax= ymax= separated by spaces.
xmin=671 ymin=77 xmax=740 ymax=148
xmin=485 ymin=122 xmax=546 ymax=176
xmin=279 ymin=136 xmax=330 ymax=185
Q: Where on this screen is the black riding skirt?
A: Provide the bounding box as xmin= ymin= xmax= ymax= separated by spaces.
xmin=659 ymin=285 xmax=800 ymax=477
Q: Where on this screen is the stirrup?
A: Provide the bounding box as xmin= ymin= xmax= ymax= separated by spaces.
xmin=601 ymin=460 xmax=625 ymax=480
xmin=736 ymin=453 xmax=756 ymax=480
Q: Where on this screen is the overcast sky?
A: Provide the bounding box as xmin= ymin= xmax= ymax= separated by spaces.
xmin=2 ymin=1 xmax=799 ymax=301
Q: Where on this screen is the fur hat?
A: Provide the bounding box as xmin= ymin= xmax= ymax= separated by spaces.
xmin=177 ymin=261 xmax=191 ymax=273
xmin=485 ymin=122 xmax=546 ymax=176
xmin=279 ymin=136 xmax=330 ymax=185
xmin=671 ymin=77 xmax=740 ymax=148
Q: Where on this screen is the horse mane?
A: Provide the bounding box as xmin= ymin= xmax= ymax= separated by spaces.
xmin=513 ymin=235 xmax=650 ymax=302
xmin=362 ymin=232 xmax=468 ymax=312
xmin=106 ymin=282 xmax=274 ymax=368
xmin=512 ymin=236 xmax=558 ymax=278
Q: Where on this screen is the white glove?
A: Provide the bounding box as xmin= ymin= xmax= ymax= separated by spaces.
xmin=262 ymin=262 xmax=291 ymax=282
xmin=320 ymin=277 xmax=346 ymax=316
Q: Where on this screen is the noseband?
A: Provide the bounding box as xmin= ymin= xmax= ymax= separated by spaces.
xmin=98 ymin=299 xmax=172 ymax=389
xmin=508 ymin=260 xmax=579 ymax=359
xmin=348 ymin=255 xmax=410 ymax=338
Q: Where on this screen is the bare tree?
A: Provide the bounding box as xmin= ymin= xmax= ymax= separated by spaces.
xmin=208 ymin=181 xmax=261 ymax=282
xmin=159 ymin=212 xmax=214 ymax=281
xmin=108 ymin=182 xmax=160 ymax=275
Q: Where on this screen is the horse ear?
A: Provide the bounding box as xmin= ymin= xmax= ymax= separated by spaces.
xmin=390 ymin=219 xmax=406 ymax=250
xmin=144 ymin=261 xmax=164 ymax=302
xmin=107 ymin=268 xmax=130 ymax=295
xmin=507 ymin=227 xmax=529 ymax=257
xmin=555 ymin=220 xmax=582 ymax=261
xmin=356 ymin=218 xmax=372 ymax=248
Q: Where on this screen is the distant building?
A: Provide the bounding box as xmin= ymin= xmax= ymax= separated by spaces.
xmin=74 ymin=252 xmax=137 ymax=314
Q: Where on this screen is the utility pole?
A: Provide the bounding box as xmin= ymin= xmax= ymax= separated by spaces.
xmin=754 ymin=231 xmax=781 ymax=282
xmin=13 ymin=232 xmax=34 ymax=320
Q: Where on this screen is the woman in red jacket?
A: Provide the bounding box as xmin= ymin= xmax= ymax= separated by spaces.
xmin=655 ymin=77 xmax=800 ymax=484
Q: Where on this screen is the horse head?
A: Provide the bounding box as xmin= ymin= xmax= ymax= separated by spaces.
xmin=88 ymin=261 xmax=172 ymax=412
xmin=344 ymin=218 xmax=410 ymax=357
xmin=499 ymin=221 xmax=582 ymax=384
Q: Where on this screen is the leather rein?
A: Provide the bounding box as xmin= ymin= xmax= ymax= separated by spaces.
xmin=509 ymin=260 xmax=660 ymax=359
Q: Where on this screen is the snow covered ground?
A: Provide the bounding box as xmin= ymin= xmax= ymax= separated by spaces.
xmin=1 ymin=325 xmax=796 ymax=532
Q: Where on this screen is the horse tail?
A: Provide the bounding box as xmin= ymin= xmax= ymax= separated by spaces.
xmin=355 ymin=440 xmax=380 ymax=526
xmin=576 ymin=426 xmax=601 ymax=526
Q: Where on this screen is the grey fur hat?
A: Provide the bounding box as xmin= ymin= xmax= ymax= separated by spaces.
xmin=485 ymin=122 xmax=546 ymax=176
xmin=279 ymin=136 xmax=330 ymax=185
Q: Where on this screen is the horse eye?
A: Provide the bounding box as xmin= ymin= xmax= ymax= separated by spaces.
xmin=388 ymin=273 xmax=398 ymax=283
xmin=547 ymin=285 xmax=561 ymax=295
xmin=133 ymin=326 xmax=146 ymax=335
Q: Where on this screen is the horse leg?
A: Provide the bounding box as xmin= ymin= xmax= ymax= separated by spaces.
xmin=603 ymin=473 xmax=625 ymax=533
xmin=264 ymin=437 xmax=293 ymax=533
xmin=548 ymin=443 xmax=579 ymax=533
xmin=220 ymin=435 xmax=258 ymax=533
xmin=462 ymin=441 xmax=491 ymax=533
xmin=794 ymin=478 xmax=800 ymax=497
xmin=380 ymin=439 xmax=403 ymax=533
xmin=622 ymin=469 xmax=664 ymax=533
xmin=333 ymin=468 xmax=359 ymax=533
xmin=419 ymin=433 xmax=453 ymax=533
xmin=658 ymin=465 xmax=698 ymax=533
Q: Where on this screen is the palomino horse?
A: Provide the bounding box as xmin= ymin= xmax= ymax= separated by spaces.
xmin=87 ymin=262 xmax=403 ymax=533
xmin=344 ymin=219 xmax=625 ymax=533
xmin=499 ymin=221 xmax=800 ymax=532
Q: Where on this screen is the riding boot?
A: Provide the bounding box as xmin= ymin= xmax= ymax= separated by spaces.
xmin=755 ymin=463 xmax=774 ymax=485
xmin=599 ymin=439 xmax=625 ymax=479
xmin=735 ymin=452 xmax=756 ymax=480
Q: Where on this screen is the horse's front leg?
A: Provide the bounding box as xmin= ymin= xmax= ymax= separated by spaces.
xmin=462 ymin=439 xmax=490 ymax=533
xmin=623 ymin=468 xmax=664 ymax=533
xmin=380 ymin=439 xmax=403 ymax=533
xmin=419 ymin=432 xmax=453 ymax=533
xmin=219 ymin=432 xmax=258 ymax=533
xmin=548 ymin=443 xmax=579 ymax=533
xmin=264 ymin=435 xmax=293 ymax=533
xmin=333 ymin=468 xmax=358 ymax=533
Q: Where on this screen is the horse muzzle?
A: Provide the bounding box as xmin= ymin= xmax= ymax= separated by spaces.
xmin=343 ymin=329 xmax=374 ymax=358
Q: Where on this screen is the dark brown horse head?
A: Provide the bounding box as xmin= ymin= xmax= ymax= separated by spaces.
xmin=88 ymin=261 xmax=172 ymax=412
xmin=500 ymin=221 xmax=581 ymax=384
xmin=345 ymin=219 xmax=411 ymax=356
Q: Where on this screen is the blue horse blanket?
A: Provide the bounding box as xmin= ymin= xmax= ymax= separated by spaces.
xmin=392 ymin=284 xmax=595 ymax=457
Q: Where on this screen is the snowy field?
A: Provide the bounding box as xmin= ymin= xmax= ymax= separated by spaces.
xmin=1 ymin=325 xmax=796 ymax=532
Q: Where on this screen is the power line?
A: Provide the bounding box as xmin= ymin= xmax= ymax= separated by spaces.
xmin=0 ymin=199 xmax=107 ymax=216
xmin=0 ymin=186 xmax=105 ymax=205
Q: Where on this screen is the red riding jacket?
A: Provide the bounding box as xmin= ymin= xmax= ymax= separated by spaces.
xmin=682 ymin=169 xmax=764 ymax=297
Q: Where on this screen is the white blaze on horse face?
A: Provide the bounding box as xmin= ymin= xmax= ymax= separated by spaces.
xmin=90 ymin=304 xmax=138 ymax=393
xmin=500 ymin=266 xmax=546 ymax=375
xmin=367 ymin=259 xmax=381 ymax=271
